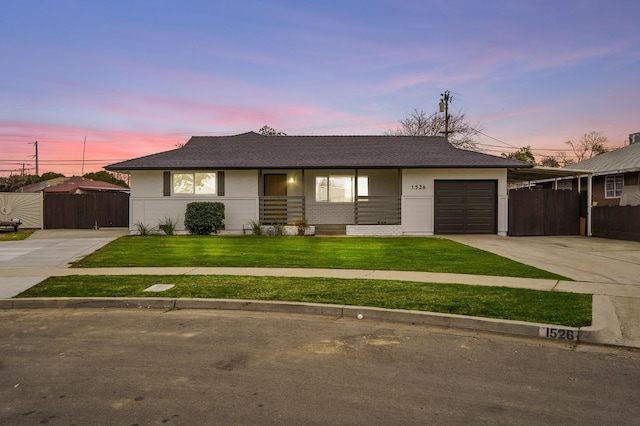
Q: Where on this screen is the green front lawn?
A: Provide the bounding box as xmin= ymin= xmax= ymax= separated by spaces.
xmin=0 ymin=229 xmax=35 ymax=241
xmin=73 ymin=236 xmax=568 ymax=280
xmin=17 ymin=275 xmax=592 ymax=327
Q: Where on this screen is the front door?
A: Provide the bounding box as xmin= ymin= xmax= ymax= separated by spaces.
xmin=263 ymin=174 xmax=287 ymax=223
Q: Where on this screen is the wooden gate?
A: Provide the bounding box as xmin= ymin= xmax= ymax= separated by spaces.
xmin=508 ymin=189 xmax=580 ymax=236
xmin=44 ymin=192 xmax=129 ymax=229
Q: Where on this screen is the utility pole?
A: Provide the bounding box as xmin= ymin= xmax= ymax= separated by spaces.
xmin=82 ymin=136 xmax=86 ymax=176
xmin=438 ymin=91 xmax=453 ymax=140
xmin=32 ymin=141 xmax=39 ymax=176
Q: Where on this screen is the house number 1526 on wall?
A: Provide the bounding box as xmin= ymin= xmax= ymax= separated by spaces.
xmin=411 ymin=184 xmax=426 ymax=190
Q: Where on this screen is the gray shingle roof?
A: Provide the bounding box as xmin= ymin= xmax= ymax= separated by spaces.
xmin=563 ymin=142 xmax=640 ymax=175
xmin=105 ymin=132 xmax=531 ymax=171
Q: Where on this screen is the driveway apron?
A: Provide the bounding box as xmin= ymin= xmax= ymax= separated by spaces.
xmin=0 ymin=229 xmax=128 ymax=297
xmin=443 ymin=235 xmax=640 ymax=348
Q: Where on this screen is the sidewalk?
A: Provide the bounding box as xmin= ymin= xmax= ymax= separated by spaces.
xmin=1 ymin=230 xmax=639 ymax=349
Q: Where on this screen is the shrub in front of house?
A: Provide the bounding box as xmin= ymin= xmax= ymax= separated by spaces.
xmin=184 ymin=202 xmax=225 ymax=235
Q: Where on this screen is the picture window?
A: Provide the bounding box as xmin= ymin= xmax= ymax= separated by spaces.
xmin=315 ymin=175 xmax=368 ymax=202
xmin=173 ymin=172 xmax=216 ymax=195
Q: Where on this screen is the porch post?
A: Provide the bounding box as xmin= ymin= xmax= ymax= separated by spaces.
xmin=354 ymin=169 xmax=358 ymax=224
xmin=587 ymin=174 xmax=593 ymax=237
xmin=258 ymin=169 xmax=263 ymax=224
xmin=398 ymin=169 xmax=402 ymax=226
xmin=577 ymin=175 xmax=581 ymax=193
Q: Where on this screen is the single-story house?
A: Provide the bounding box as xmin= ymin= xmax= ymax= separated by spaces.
xmin=105 ymin=132 xmax=532 ymax=236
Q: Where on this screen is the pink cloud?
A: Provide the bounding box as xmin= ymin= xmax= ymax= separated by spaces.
xmin=0 ymin=121 xmax=182 ymax=177
xmin=0 ymin=99 xmax=396 ymax=178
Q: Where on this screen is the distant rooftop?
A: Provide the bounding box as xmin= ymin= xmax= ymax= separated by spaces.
xmin=564 ymin=142 xmax=640 ymax=175
xmin=17 ymin=176 xmax=129 ymax=193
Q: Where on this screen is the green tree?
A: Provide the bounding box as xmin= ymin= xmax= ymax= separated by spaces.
xmin=501 ymin=146 xmax=536 ymax=164
xmin=387 ymin=108 xmax=482 ymax=151
xmin=0 ymin=174 xmax=41 ymax=192
xmin=259 ymin=125 xmax=287 ymax=136
xmin=40 ymin=172 xmax=65 ymax=180
xmin=83 ymin=171 xmax=129 ymax=188
xmin=539 ymin=156 xmax=560 ymax=167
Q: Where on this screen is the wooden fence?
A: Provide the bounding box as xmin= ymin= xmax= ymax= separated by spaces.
xmin=508 ymin=189 xmax=580 ymax=236
xmin=591 ymin=206 xmax=640 ymax=242
xmin=44 ymin=192 xmax=129 ymax=229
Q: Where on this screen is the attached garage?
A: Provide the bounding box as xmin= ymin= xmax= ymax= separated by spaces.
xmin=434 ymin=180 xmax=497 ymax=234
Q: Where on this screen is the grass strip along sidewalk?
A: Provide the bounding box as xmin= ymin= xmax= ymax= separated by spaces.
xmin=17 ymin=275 xmax=592 ymax=327
xmin=20 ymin=236 xmax=591 ymax=327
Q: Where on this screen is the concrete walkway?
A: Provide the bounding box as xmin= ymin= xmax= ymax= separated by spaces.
xmin=1 ymin=230 xmax=639 ymax=349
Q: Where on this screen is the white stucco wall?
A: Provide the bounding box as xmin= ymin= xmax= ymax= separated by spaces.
xmin=129 ymin=167 xmax=509 ymax=236
xmin=401 ymin=168 xmax=508 ymax=236
xmin=129 ymin=170 xmax=258 ymax=233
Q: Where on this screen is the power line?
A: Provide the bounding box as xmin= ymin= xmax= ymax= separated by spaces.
xmin=475 ymin=130 xmax=519 ymax=150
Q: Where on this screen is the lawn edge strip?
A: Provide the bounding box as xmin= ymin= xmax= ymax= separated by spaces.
xmin=0 ymin=297 xmax=584 ymax=343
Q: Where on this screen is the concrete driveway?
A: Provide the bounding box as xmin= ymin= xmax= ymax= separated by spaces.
xmin=444 ymin=235 xmax=640 ymax=348
xmin=442 ymin=235 xmax=640 ymax=285
xmin=0 ymin=229 xmax=128 ymax=297
xmin=0 ymin=228 xmax=128 ymax=268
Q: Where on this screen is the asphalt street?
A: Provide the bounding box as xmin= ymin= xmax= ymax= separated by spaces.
xmin=1 ymin=309 xmax=639 ymax=425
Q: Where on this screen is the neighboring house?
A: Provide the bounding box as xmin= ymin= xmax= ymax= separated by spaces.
xmin=17 ymin=176 xmax=130 ymax=194
xmin=558 ymin=138 xmax=640 ymax=242
xmin=105 ymin=132 xmax=531 ymax=236
xmin=15 ymin=176 xmax=129 ymax=229
xmin=563 ymin=140 xmax=640 ymax=207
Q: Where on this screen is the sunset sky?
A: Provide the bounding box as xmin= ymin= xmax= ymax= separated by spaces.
xmin=2 ymin=0 xmax=639 ymax=177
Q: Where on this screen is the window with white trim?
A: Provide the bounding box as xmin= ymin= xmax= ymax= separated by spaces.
xmin=173 ymin=172 xmax=216 ymax=195
xmin=315 ymin=175 xmax=368 ymax=202
xmin=605 ymin=174 xmax=623 ymax=198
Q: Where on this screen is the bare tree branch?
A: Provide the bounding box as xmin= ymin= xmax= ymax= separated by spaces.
xmin=387 ymin=109 xmax=483 ymax=151
xmin=565 ymin=131 xmax=609 ymax=162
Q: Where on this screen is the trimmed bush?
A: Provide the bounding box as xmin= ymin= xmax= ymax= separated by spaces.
xmin=184 ymin=202 xmax=225 ymax=235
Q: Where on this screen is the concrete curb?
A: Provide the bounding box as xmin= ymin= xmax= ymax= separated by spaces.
xmin=578 ymin=295 xmax=623 ymax=346
xmin=0 ymin=297 xmax=587 ymax=345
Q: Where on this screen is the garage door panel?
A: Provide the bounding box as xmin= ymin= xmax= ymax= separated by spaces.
xmin=465 ymin=181 xmax=494 ymax=189
xmin=437 ymin=195 xmax=465 ymax=203
xmin=434 ymin=180 xmax=497 ymax=234
xmin=466 ymin=224 xmax=494 ymax=233
xmin=437 ymin=224 xmax=465 ymax=233
xmin=466 ymin=210 xmax=493 ymax=218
